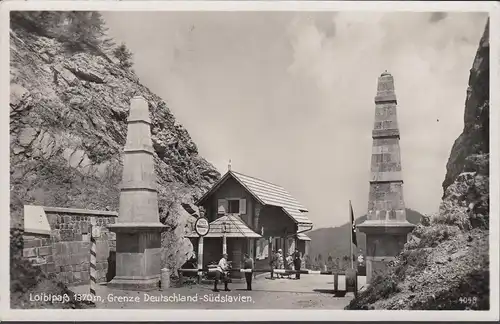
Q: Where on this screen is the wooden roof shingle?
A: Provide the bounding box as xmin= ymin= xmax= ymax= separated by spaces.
xmin=186 ymin=215 xmax=262 ymax=238
xmin=197 ymin=170 xmax=313 ymax=226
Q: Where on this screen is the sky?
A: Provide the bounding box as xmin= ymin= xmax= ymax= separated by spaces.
xmin=102 ymin=11 xmax=488 ymax=229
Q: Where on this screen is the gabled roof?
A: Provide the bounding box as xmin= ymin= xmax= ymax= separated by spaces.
xmin=186 ymin=215 xmax=262 ymax=238
xmin=196 ymin=170 xmax=313 ymax=225
xmin=297 ymin=233 xmax=311 ymax=241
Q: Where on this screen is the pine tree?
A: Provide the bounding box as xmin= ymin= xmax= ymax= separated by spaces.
xmin=113 ymin=43 xmax=134 ymax=68
xmin=65 ymin=11 xmax=108 ymax=51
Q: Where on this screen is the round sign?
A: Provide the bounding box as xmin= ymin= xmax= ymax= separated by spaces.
xmin=195 ymin=217 xmax=210 ymax=237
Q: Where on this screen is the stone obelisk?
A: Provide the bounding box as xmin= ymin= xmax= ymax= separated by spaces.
xmin=357 ymin=72 xmax=415 ymax=283
xmin=108 ymin=96 xmax=167 ymax=290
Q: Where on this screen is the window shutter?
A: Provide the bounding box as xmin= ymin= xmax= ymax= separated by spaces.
xmin=239 ymin=198 xmax=247 ymax=215
xmin=217 ymin=199 xmax=228 ymax=215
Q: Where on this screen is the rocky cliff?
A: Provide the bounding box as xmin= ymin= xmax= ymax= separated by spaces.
xmin=10 ymin=14 xmax=220 ymax=274
xmin=347 ymin=19 xmax=490 ymax=310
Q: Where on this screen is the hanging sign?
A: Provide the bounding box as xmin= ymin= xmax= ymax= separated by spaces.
xmin=195 ymin=217 xmax=210 ymax=237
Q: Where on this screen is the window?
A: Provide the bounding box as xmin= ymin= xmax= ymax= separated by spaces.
xmin=228 ymin=199 xmax=240 ymax=214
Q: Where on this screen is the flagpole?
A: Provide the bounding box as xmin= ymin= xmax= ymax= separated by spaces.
xmin=349 ymin=200 xmax=354 ymax=269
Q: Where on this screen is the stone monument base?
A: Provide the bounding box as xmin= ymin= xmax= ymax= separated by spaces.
xmin=357 ymin=220 xmax=415 ymax=283
xmin=107 ymin=223 xmax=167 ymax=291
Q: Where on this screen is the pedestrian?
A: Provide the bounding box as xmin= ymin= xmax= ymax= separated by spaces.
xmin=277 ymin=249 xmax=284 ymax=278
xmin=213 ymin=253 xmax=230 ymax=292
xmin=294 ymin=249 xmax=301 ymax=280
xmin=243 ymin=253 xmax=254 ymax=290
xmin=270 ymin=250 xmax=277 ymax=279
xmin=286 ymin=253 xmax=293 ymax=279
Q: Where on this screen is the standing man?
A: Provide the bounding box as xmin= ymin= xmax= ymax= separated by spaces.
xmin=214 ymin=253 xmax=230 ymax=292
xmin=270 ymin=250 xmax=277 ymax=280
xmin=293 ymin=249 xmax=301 ymax=280
xmin=277 ymin=249 xmax=284 ymax=279
xmin=243 ymin=253 xmax=254 ymax=290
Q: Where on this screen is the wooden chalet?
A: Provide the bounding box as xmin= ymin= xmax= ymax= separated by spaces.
xmin=187 ymin=169 xmax=313 ymax=274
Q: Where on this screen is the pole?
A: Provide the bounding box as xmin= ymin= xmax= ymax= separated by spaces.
xmin=89 ymin=218 xmax=97 ymax=297
xmin=197 ymin=236 xmax=204 ymax=283
xmin=349 ymin=200 xmax=354 ymax=269
xmin=222 ymin=221 xmax=227 ymax=255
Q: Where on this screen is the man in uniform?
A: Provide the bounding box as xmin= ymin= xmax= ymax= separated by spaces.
xmin=214 ymin=253 xmax=231 ymax=292
xmin=293 ymin=249 xmax=301 ymax=280
xmin=270 ymin=250 xmax=277 ymax=279
xmin=243 ymin=253 xmax=254 ymax=290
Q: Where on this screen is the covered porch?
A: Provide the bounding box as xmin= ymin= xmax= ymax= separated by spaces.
xmin=186 ymin=214 xmax=261 ymax=278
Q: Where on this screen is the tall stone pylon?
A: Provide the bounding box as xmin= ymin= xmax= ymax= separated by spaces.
xmin=357 ymin=72 xmax=415 ymax=283
xmin=108 ymin=96 xmax=167 ymax=290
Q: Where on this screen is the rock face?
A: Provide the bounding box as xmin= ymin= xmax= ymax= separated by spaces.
xmin=10 ymin=21 xmax=220 ymax=273
xmin=347 ymin=20 xmax=489 ymax=310
xmin=439 ymin=20 xmax=490 ymax=231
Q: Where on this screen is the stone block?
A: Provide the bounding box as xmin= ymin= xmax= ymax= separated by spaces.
xmin=96 ymin=241 xmax=110 ymax=261
xmin=24 ymin=238 xmax=42 ymax=248
xmin=38 ymin=245 xmax=52 ymax=256
xmin=23 ymin=247 xmax=37 ymax=258
xmin=46 ymin=263 xmax=56 ymax=273
xmin=73 ymin=272 xmax=82 ymax=281
xmin=60 ymin=230 xmax=73 ymax=241
xmin=81 ymin=271 xmax=90 ymax=283
xmin=74 ymin=233 xmax=83 ymax=241
xmin=81 ymin=222 xmax=90 ymax=234
xmin=54 ymin=242 xmax=64 ymax=254
xmin=82 ymin=241 xmax=90 ymax=250
xmin=31 ymin=256 xmax=47 ymax=265
xmin=71 ymin=254 xmax=85 ymax=265
xmin=54 ymin=256 xmax=62 ymax=266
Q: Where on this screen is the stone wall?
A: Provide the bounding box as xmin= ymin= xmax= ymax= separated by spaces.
xmin=23 ymin=206 xmax=117 ymax=286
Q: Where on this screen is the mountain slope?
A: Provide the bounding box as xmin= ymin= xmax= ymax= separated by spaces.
xmin=10 ymin=12 xmax=220 ymax=307
xmin=347 ymin=19 xmax=489 ymax=310
xmin=306 ymin=209 xmax=423 ymax=261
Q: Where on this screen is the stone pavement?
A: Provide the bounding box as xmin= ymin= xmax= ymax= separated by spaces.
xmin=69 ymin=274 xmax=367 ymax=309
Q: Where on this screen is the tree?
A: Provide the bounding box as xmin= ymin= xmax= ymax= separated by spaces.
xmin=327 ymin=254 xmax=333 ymax=271
xmin=113 ymin=43 xmax=134 ymax=68
xmin=64 ymin=11 xmax=109 ymax=51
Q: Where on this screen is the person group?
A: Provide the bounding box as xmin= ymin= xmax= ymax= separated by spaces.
xmin=213 ymin=248 xmax=302 ymax=293
xmin=214 ymin=252 xmax=255 ymax=291
xmin=270 ymin=248 xmax=302 ymax=280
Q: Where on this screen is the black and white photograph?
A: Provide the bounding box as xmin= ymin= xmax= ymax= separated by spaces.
xmin=2 ymin=0 xmax=498 ymax=321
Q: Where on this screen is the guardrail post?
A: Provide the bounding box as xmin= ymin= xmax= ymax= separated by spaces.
xmin=345 ymin=268 xmax=357 ymax=295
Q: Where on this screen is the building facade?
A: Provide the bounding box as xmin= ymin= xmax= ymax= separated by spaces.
xmin=187 ymin=170 xmax=313 ymax=275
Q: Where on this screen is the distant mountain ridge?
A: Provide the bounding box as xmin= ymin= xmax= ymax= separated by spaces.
xmin=306 ymin=208 xmax=424 ymax=259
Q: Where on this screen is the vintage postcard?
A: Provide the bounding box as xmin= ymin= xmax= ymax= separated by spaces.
xmin=1 ymin=0 xmax=498 ymax=322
